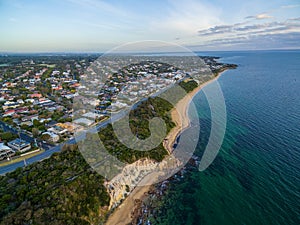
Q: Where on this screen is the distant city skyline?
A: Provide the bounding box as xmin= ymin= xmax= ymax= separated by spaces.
xmin=1 ymin=0 xmax=300 ymax=52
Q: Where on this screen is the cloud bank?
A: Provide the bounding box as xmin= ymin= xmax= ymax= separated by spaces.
xmin=194 ymin=16 xmax=300 ymax=50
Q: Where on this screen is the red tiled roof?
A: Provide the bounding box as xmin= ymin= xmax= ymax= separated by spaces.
xmin=30 ymin=93 xmax=42 ymax=98
xmin=4 ymin=109 xmax=15 ymax=115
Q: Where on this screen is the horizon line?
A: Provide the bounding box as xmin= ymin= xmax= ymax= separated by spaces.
xmin=1 ymin=48 xmax=300 ymax=55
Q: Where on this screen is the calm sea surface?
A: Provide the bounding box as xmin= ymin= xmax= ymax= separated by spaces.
xmin=152 ymin=50 xmax=300 ymax=225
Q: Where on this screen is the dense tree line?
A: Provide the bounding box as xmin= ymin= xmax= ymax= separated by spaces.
xmin=178 ymin=79 xmax=198 ymax=93
xmin=0 ymin=144 xmax=110 ymax=225
xmin=96 ymin=95 xmax=179 ymax=164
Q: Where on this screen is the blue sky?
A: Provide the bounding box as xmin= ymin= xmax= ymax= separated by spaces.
xmin=1 ymin=0 xmax=300 ymax=52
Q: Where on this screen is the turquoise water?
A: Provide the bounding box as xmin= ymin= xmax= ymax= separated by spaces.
xmin=152 ymin=51 xmax=300 ymax=225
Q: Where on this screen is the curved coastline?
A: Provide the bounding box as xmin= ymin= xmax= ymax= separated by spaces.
xmin=164 ymin=71 xmax=226 ymax=154
xmin=105 ymin=71 xmax=227 ymax=225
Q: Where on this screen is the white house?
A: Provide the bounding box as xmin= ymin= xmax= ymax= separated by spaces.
xmin=0 ymin=143 xmax=15 ymax=160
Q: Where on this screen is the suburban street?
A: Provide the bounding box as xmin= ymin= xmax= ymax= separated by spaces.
xmin=0 ymin=108 xmax=128 ymax=175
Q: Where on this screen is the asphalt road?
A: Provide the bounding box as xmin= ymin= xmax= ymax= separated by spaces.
xmin=0 ymin=109 xmax=128 ymax=175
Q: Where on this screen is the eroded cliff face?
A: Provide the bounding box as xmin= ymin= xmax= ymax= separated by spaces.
xmin=105 ymin=155 xmax=183 ymax=209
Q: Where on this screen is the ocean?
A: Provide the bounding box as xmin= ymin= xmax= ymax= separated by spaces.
xmin=151 ymin=50 xmax=300 ymax=225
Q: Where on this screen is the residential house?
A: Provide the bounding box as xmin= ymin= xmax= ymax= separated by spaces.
xmin=0 ymin=143 xmax=15 ymax=160
xmin=42 ymin=132 xmax=59 ymax=143
xmin=8 ymin=138 xmax=31 ymax=153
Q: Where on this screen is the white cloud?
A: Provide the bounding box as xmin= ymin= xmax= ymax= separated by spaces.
xmin=150 ymin=0 xmax=222 ymax=37
xmin=256 ymin=13 xmax=273 ymax=19
xmin=245 ymin=13 xmax=273 ymax=20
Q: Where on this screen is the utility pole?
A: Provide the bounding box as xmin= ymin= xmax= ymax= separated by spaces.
xmin=18 ymin=125 xmax=22 ymax=152
xmin=34 ymin=138 xmax=38 ymax=147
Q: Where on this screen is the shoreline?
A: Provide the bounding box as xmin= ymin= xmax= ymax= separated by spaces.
xmin=105 ymin=71 xmax=226 ymax=225
xmin=163 ymin=72 xmax=225 ymax=154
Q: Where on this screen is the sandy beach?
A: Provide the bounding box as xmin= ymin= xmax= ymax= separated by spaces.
xmin=163 ymin=75 xmax=221 ymax=154
xmin=105 ymin=73 xmax=223 ymax=225
xmin=105 ymin=184 xmax=153 ymax=225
